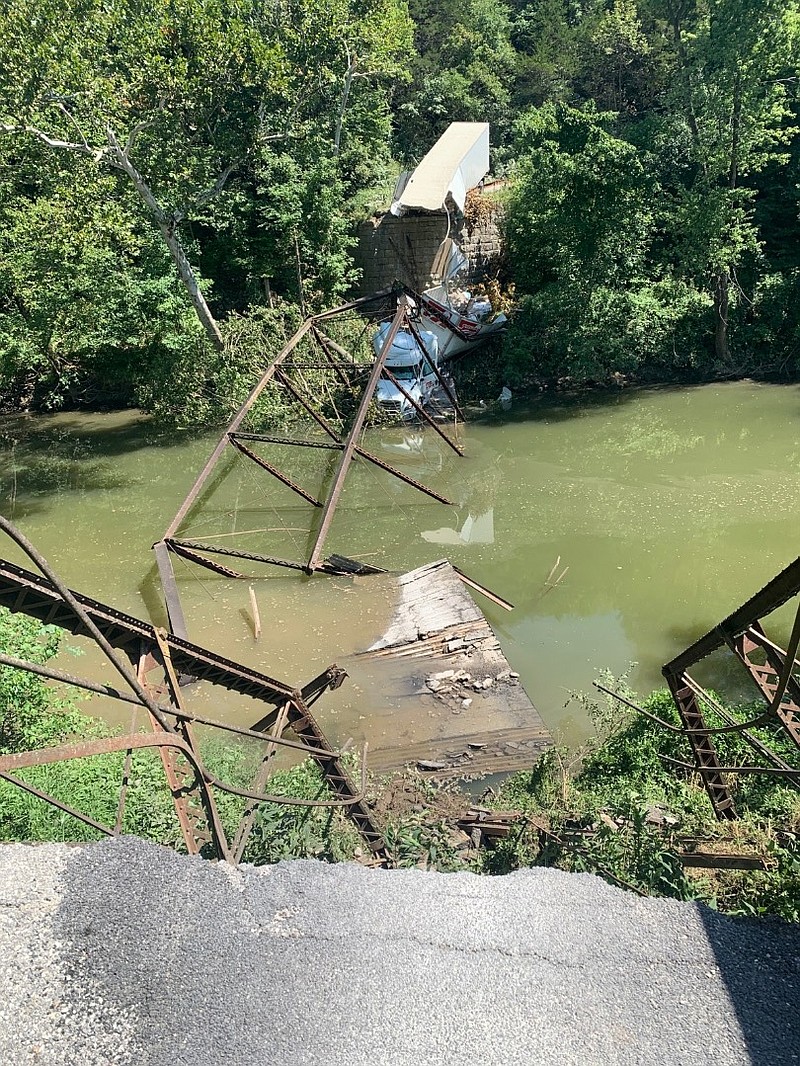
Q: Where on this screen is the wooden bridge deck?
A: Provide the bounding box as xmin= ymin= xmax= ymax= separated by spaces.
xmin=357 ymin=560 xmax=551 ymax=779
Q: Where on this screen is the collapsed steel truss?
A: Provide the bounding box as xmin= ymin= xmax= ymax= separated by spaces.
xmin=0 ymin=518 xmax=386 ymax=862
xmin=661 ymin=557 xmax=800 ymax=819
xmin=154 ymin=288 xmax=467 ymax=638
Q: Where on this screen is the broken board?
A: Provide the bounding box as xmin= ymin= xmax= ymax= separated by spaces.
xmin=356 ymin=560 xmax=551 ymax=778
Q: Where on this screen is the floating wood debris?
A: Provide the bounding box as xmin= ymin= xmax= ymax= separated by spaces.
xmin=248 ymin=584 xmax=262 ymax=639
xmin=676 ymin=851 xmax=770 ymax=871
xmin=358 ymin=560 xmax=551 ymax=778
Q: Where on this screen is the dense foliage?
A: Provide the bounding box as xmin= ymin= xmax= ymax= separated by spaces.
xmin=0 ymin=0 xmax=798 ymax=411
xmin=0 ymin=0 xmax=411 ymax=414
xmin=503 ymin=0 xmax=800 ymax=386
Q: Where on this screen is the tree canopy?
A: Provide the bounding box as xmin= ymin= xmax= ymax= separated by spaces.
xmin=504 ymin=0 xmax=800 ymax=385
xmin=0 ymin=0 xmax=798 ymax=412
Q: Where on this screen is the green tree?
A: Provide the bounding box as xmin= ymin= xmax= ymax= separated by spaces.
xmin=0 ymin=149 xmax=196 ymax=407
xmin=0 ymin=0 xmax=413 ymax=416
xmin=394 ymin=0 xmax=517 ymax=160
xmin=578 ymin=0 xmax=658 ymax=113
xmin=509 ymin=0 xmax=583 ymax=109
xmin=504 ymin=103 xmax=708 ymax=382
xmin=0 ymin=0 xmax=294 ymax=350
xmin=655 ymin=0 xmax=800 ymax=363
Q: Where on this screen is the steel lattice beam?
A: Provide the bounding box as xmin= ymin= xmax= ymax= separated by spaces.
xmin=153 ymin=288 xmax=462 ymax=638
xmin=0 ymin=553 xmax=387 ymax=859
xmin=663 ymin=557 xmax=800 ymax=819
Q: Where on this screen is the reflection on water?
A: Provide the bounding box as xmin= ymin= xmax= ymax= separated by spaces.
xmin=0 ymin=380 xmax=799 ymax=749
xmin=423 ymin=509 xmax=494 ymax=545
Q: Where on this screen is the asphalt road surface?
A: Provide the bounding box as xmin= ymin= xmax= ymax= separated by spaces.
xmin=0 ymin=837 xmax=797 ymax=1065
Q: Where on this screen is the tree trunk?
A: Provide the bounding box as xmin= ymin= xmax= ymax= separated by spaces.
xmin=715 ymin=77 xmax=741 ymax=369
xmin=108 ymin=135 xmax=225 ymax=352
xmin=714 ymin=270 xmax=730 ymax=364
xmin=159 ymin=221 xmax=224 ymax=351
xmin=5 ymin=123 xmax=227 ymax=353
xmin=334 ymin=54 xmax=356 ymax=161
xmin=667 ymin=6 xmax=701 ymax=144
xmin=729 ymin=72 xmax=741 ymax=190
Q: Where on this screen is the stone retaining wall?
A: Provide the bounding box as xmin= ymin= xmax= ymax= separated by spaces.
xmin=354 ymin=207 xmax=504 ymax=296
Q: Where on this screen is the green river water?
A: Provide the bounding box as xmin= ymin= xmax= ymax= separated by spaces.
xmin=1 ymin=380 xmax=798 ymax=755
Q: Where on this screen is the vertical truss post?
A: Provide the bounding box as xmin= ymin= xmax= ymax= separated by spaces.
xmin=135 ymin=646 xmax=210 ymax=855
xmin=682 ymin=673 xmax=799 ymax=780
xmin=113 ymin=708 xmax=138 ymax=835
xmin=661 ymin=558 xmax=800 ymax=811
xmin=285 ymin=695 xmax=386 ymax=855
xmin=162 ymin=319 xmax=315 ymax=544
xmin=147 ymin=632 xmax=231 ymax=860
xmin=247 ymin=666 xmax=386 ymax=856
xmin=240 ymin=665 xmax=386 ymax=857
xmin=305 ymin=298 xmax=409 ymax=572
xmin=153 ymin=319 xmax=316 ymax=636
xmin=665 ymin=672 xmax=737 ymax=820
xmin=154 ymin=540 xmax=189 ymax=640
xmin=405 ymin=316 xmax=466 ymax=422
xmin=274 ymin=370 xmax=452 ymax=505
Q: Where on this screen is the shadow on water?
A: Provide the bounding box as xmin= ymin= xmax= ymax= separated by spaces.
xmin=0 ymin=460 xmax=128 ymax=500
xmin=0 ymin=411 xmax=223 ymax=517
xmin=469 ymin=383 xmax=695 ymax=428
xmin=0 ymin=415 xmax=170 ymax=500
xmin=699 ymin=907 xmax=800 ymax=1064
xmin=138 ymin=561 xmax=171 ymax=631
xmin=471 ymin=379 xmax=800 ymax=433
xmin=0 ymin=410 xmax=201 ymax=456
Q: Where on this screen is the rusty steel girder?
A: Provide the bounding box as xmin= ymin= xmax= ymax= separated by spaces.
xmin=152 ymin=289 xmax=463 ymax=640
xmin=662 ymin=557 xmax=800 ymax=819
xmin=0 ymin=519 xmax=386 ymax=862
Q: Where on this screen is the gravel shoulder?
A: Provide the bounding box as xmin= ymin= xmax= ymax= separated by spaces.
xmin=0 ymin=837 xmax=797 ymax=1065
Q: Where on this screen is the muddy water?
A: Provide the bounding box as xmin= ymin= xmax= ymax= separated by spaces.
xmin=1 ymin=380 xmax=798 ymax=751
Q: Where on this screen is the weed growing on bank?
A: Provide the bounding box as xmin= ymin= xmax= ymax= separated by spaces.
xmin=483 ymin=676 xmax=800 ymax=921
xmin=0 ymin=608 xmax=362 ymax=862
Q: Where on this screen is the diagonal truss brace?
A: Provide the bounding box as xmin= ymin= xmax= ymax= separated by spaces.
xmin=153 ymin=289 xmax=463 ymax=636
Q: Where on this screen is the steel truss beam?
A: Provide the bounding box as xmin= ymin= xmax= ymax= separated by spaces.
xmin=662 ymin=557 xmax=800 ymax=818
xmin=665 ymin=678 xmax=737 ymax=820
xmin=153 ymin=287 xmax=464 ymax=640
xmin=0 ymin=533 xmax=386 ymax=861
xmin=731 ymin=623 xmax=800 ymax=750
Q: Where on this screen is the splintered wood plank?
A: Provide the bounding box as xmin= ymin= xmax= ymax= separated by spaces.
xmin=357 ymin=560 xmax=551 ymax=777
xmin=368 ymin=559 xmax=484 ymax=650
xmin=373 ymin=722 xmax=552 ymax=778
